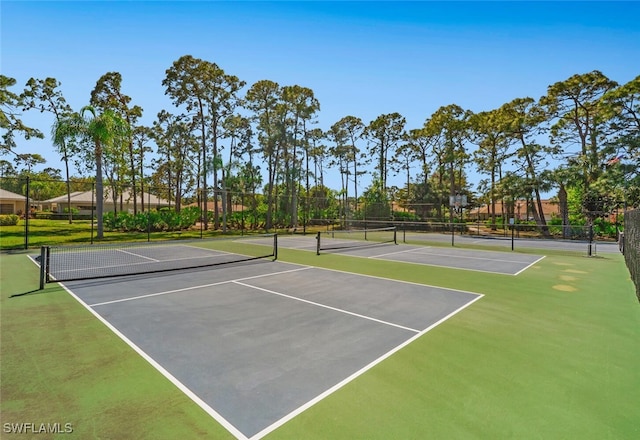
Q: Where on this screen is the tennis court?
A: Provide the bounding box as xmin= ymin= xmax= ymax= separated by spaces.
xmin=273 ymin=230 xmax=544 ymax=275
xmin=37 ymin=238 xmax=482 ymax=439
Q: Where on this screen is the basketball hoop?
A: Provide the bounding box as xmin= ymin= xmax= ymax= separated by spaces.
xmin=449 ymin=194 xmax=468 ymax=212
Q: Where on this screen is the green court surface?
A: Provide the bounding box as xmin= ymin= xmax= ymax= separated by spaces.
xmin=1 ymin=243 xmax=639 ymax=440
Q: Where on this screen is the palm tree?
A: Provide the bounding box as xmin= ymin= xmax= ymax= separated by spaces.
xmin=53 ymin=106 xmax=129 ymax=239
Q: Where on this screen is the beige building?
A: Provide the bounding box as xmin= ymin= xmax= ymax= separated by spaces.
xmin=42 ymin=190 xmax=172 ymax=215
xmin=0 ymin=188 xmax=31 ymax=215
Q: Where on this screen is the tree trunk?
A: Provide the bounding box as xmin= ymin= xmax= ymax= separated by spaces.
xmin=559 ymin=184 xmax=569 ymax=239
xmin=63 ymin=154 xmax=72 ymax=224
xmin=95 ymin=141 xmax=104 ymax=239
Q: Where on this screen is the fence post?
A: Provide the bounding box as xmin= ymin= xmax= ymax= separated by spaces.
xmin=39 ymin=246 xmax=47 ymax=290
xmin=90 ymin=182 xmax=95 ymax=244
xmin=24 ymin=176 xmax=29 ymax=249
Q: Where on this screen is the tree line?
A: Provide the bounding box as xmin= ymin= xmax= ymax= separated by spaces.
xmin=1 ymin=56 xmax=638 ymax=239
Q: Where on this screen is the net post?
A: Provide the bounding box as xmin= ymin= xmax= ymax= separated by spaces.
xmin=393 ymin=227 xmax=397 ymax=245
xmin=39 ymin=246 xmax=47 ymax=290
xmin=316 ymin=231 xmax=321 ymax=255
xmin=273 ymin=233 xmax=278 ymax=261
xmin=45 ymin=246 xmax=51 ymax=283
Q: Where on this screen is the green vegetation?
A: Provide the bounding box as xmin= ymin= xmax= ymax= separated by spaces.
xmin=1 ymin=242 xmax=638 ymax=439
xmin=2 ymin=69 xmax=639 ymax=239
xmin=0 ymin=214 xmax=19 ymax=226
xmin=0 ymin=254 xmax=232 ymax=440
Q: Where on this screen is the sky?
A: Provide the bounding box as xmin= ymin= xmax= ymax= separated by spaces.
xmin=2 ymin=0 xmax=639 ymax=195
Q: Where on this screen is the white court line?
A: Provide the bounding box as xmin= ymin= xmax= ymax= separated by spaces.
xmin=233 ymin=281 xmax=421 ymax=333
xmin=117 ymin=248 xmax=160 ymax=262
xmin=37 ymin=253 xmax=485 ymax=440
xmin=376 ymin=248 xmax=531 ymax=265
xmin=56 ymin=281 xmax=249 ymax=440
xmin=250 ymin=292 xmax=484 ymax=440
xmin=366 ymin=247 xmax=425 ymax=259
xmin=337 ymin=251 xmax=523 ymax=276
xmin=345 ymin=247 xmax=542 ymax=276
xmin=89 ymin=266 xmax=312 ymax=307
xmin=513 ymin=255 xmax=546 ymax=276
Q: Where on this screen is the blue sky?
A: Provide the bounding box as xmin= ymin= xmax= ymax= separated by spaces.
xmin=2 ymin=1 xmax=639 ymax=193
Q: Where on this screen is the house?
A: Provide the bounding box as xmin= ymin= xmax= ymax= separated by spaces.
xmin=42 ymin=189 xmax=172 ymax=215
xmin=0 ymin=188 xmax=34 ymax=215
xmin=188 ymin=201 xmax=247 ymax=213
xmin=468 ymin=199 xmax=559 ymax=222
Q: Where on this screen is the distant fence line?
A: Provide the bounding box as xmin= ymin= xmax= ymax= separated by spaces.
xmin=0 ymin=176 xmax=622 ymax=250
xmin=622 ymin=209 xmax=640 ymax=302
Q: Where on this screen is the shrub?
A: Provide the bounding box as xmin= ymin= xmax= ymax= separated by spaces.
xmin=0 ymin=214 xmax=19 ymax=226
xmin=103 ymin=208 xmax=200 ymax=233
xmin=393 ymin=211 xmax=420 ymax=221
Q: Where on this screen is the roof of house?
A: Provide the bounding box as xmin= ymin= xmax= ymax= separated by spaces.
xmin=43 ymin=190 xmax=171 ymax=205
xmin=469 ymin=199 xmax=559 ymax=216
xmin=0 ymin=188 xmax=29 ymax=201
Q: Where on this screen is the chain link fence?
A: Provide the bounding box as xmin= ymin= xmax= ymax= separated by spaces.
xmin=0 ymin=177 xmax=622 ymax=250
xmin=621 ymin=209 xmax=640 ymax=302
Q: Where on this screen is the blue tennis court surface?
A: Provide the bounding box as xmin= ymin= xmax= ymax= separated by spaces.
xmin=274 ymin=235 xmax=544 ymax=275
xmin=60 ymin=259 xmax=482 ymax=439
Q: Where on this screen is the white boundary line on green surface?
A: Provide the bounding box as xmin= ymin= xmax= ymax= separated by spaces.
xmin=358 ymin=247 xmax=543 ymax=276
xmin=55 ymin=281 xmax=250 ymax=440
xmin=513 ymin=255 xmax=546 ymax=276
xmin=29 ymin=255 xmax=485 ymax=440
xmin=388 ymin=248 xmax=536 ymax=264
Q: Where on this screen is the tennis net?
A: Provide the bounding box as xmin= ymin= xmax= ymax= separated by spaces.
xmin=40 ymin=234 xmax=278 ymax=284
xmin=316 ymin=227 xmax=397 ymax=254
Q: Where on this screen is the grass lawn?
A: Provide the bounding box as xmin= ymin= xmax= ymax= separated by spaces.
xmin=1 ymin=242 xmax=639 ymax=439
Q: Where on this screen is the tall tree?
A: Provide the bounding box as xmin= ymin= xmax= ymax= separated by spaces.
xmin=132 ymin=125 xmax=153 ymax=212
xmin=151 ymin=110 xmax=198 ymax=211
xmin=391 ymin=135 xmax=418 ymax=206
xmin=280 ymin=85 xmax=319 ymax=228
xmin=13 ymin=153 xmax=46 ymax=173
xmin=541 ymin=71 xmax=618 ymax=217
xmin=22 ymin=77 xmax=76 ymax=222
xmin=91 ymin=72 xmax=144 ymax=214
xmin=163 ymin=55 xmax=212 ymax=228
xmin=331 ymin=116 xmax=367 ymax=211
xmin=306 ymin=127 xmax=327 ymax=189
xmin=327 ymin=125 xmax=351 ymax=215
xmin=0 ymin=75 xmax=43 ymax=154
xmin=425 ymin=104 xmax=471 ymax=222
xmin=53 ymin=106 xmax=129 ymax=239
xmin=201 ymin=63 xmax=245 ymax=228
xmin=245 ymin=79 xmax=281 ymax=229
xmin=502 ymin=97 xmax=556 ymax=231
xmin=364 ymin=113 xmax=406 ymax=194
xmin=601 ymin=75 xmax=640 ymax=205
xmin=403 ymin=127 xmax=439 ymax=218
xmin=470 ymin=108 xmax=515 ymax=229
xmin=222 ymin=114 xmax=261 ymax=226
